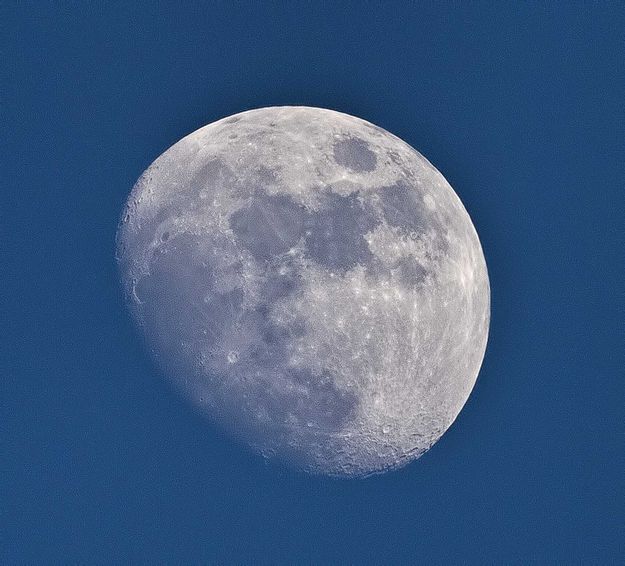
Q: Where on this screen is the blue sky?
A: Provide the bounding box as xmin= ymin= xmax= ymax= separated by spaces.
xmin=3 ymin=3 xmax=624 ymax=563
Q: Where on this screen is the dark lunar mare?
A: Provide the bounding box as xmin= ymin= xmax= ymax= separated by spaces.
xmin=191 ymin=159 xmax=238 ymax=194
xmin=229 ymin=192 xmax=307 ymax=262
xmin=117 ymin=107 xmax=491 ymax=477
xmin=134 ymin=233 xmax=218 ymax=356
xmin=133 ymin=228 xmax=358 ymax=456
xmin=136 ymin=180 xmax=444 ymax=446
xmin=395 ymin=258 xmax=429 ymax=288
xmin=378 ymin=181 xmax=429 ymax=233
xmin=304 ymin=190 xmax=379 ymax=272
xmin=377 ymin=181 xmax=450 ymax=263
xmin=229 ymin=188 xmax=381 ymax=273
xmin=332 ymin=136 xmax=377 ymax=172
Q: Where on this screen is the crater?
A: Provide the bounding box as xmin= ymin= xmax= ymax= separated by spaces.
xmin=333 ymin=137 xmax=377 ymax=172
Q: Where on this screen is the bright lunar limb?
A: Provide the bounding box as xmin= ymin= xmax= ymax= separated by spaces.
xmin=116 ymin=106 xmax=490 ymax=478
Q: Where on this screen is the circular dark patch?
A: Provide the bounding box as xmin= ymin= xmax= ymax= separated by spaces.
xmin=333 ymin=137 xmax=377 ymax=172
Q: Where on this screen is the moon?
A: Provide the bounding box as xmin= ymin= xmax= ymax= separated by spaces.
xmin=116 ymin=106 xmax=490 ymax=477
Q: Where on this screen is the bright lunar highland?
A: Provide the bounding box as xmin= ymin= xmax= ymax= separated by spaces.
xmin=116 ymin=106 xmax=490 ymax=477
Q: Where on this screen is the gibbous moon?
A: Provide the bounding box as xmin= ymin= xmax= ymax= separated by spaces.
xmin=116 ymin=106 xmax=490 ymax=477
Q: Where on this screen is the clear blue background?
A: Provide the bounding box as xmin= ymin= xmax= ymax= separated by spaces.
xmin=3 ymin=2 xmax=624 ymax=563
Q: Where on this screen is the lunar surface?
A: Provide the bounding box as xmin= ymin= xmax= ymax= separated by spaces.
xmin=116 ymin=106 xmax=490 ymax=477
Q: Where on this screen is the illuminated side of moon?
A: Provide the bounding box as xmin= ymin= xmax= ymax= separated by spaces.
xmin=116 ymin=106 xmax=490 ymax=477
